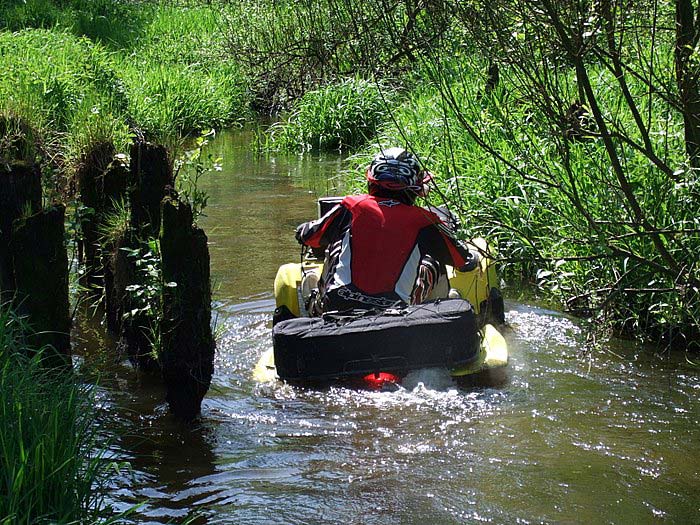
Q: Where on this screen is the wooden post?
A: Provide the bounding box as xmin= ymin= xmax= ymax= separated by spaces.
xmin=103 ymin=230 xmax=159 ymax=372
xmin=76 ymin=142 xmax=116 ymax=287
xmin=0 ymin=161 xmax=42 ymax=296
xmin=129 ymin=142 xmax=173 ymax=236
xmin=101 ymin=155 xmax=129 ymax=206
xmin=159 ymin=196 xmax=215 ymax=420
xmin=10 ymin=205 xmax=71 ymax=365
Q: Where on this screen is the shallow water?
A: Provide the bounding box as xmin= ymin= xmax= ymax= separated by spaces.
xmin=78 ymin=131 xmax=700 ymax=524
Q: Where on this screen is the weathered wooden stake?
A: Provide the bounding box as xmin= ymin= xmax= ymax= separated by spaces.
xmin=10 ymin=205 xmax=71 ymax=365
xmin=103 ymin=230 xmax=159 ymax=372
xmin=0 ymin=161 xmax=41 ymax=296
xmin=159 ymin=195 xmax=215 ymax=420
xmin=76 ymin=142 xmax=117 ymax=287
xmin=130 ymin=142 xmax=173 ymax=236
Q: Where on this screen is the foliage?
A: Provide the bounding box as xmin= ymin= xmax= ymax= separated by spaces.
xmin=269 ymin=77 xmax=392 ymax=152
xmin=118 ymin=2 xmax=251 ymax=140
xmin=120 ymin=240 xmax=176 ymax=360
xmin=0 ymin=2 xmax=251 ymax=173
xmin=350 ymin=0 xmax=700 ymax=348
xmin=0 ymin=0 xmax=150 ymax=47
xmin=0 ymin=302 xmax=118 ymax=523
xmin=221 ymin=0 xmax=447 ymax=111
xmin=122 ymin=62 xmax=248 ymax=142
xmin=0 ymin=30 xmax=125 ymax=127
xmin=121 ymin=241 xmax=163 ymax=325
xmin=3 ymin=0 xmax=698 ymax=349
xmin=0 ymin=112 xmax=41 ymax=164
xmin=174 ymin=130 xmax=222 ymax=221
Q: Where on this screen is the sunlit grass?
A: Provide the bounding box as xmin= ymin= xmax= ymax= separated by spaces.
xmin=0 ymin=2 xmax=252 ymax=163
xmin=269 ymin=78 xmax=392 ymax=152
xmin=0 ymin=303 xmax=117 ymax=524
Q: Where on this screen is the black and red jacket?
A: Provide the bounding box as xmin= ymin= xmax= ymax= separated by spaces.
xmin=296 ymin=194 xmax=475 ymax=310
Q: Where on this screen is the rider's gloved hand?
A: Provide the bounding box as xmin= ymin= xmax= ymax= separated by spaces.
xmin=459 ymin=249 xmax=480 ymax=272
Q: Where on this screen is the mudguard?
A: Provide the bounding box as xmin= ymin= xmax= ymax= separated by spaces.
xmin=273 ymin=262 xmax=322 ymax=317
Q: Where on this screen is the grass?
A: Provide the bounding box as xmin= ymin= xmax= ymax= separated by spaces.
xmin=0 ymin=1 xmax=252 ymax=175
xmin=0 ymin=28 xmax=132 ymax=174
xmin=0 ymin=303 xmax=117 ymax=524
xmin=268 ymin=77 xmax=392 ymax=152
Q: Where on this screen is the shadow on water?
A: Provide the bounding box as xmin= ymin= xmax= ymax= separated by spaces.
xmin=74 ymin=130 xmax=700 ymax=524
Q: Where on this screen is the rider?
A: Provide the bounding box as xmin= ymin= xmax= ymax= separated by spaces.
xmin=295 ymin=147 xmax=478 ymax=314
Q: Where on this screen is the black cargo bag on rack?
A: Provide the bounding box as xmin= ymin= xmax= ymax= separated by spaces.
xmin=272 ymin=298 xmax=480 ymax=381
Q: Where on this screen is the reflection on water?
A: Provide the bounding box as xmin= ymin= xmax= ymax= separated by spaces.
xmin=82 ymin=131 xmax=699 ymax=524
xmin=194 ymin=129 xmax=346 ymax=304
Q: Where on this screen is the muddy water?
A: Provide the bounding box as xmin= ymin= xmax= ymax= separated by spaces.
xmin=81 ymin=131 xmax=700 ymax=524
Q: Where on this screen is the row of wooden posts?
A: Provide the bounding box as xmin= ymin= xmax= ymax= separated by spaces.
xmin=0 ymin=141 xmax=215 ymax=420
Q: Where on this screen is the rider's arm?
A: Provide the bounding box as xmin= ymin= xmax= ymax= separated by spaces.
xmin=418 ymin=220 xmax=479 ymax=272
xmin=295 ymin=203 xmax=351 ymax=249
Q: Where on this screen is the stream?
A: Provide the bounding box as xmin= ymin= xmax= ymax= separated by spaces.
xmin=75 ymin=130 xmax=699 ymax=524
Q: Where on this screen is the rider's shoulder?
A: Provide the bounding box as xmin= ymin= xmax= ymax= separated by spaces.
xmin=342 ymin=194 xmax=372 ymax=207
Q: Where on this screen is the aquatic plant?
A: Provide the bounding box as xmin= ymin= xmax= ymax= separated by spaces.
xmin=174 ymin=130 xmax=222 ymax=222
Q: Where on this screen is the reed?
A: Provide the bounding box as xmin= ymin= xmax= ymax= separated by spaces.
xmin=0 ymin=303 xmax=115 ymax=524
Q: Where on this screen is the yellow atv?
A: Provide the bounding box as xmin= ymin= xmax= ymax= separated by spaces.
xmin=254 ymin=199 xmax=508 ymax=386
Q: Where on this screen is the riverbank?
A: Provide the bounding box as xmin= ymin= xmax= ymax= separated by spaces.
xmin=0 ymin=2 xmax=249 ymax=174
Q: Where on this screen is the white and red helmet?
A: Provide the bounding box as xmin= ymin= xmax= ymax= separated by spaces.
xmin=366 ymin=147 xmax=431 ymax=194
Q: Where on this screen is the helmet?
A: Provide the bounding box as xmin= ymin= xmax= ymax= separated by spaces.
xmin=366 ymin=147 xmax=427 ymax=193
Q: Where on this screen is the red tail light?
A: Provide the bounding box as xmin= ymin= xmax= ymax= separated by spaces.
xmin=362 ymin=372 xmax=400 ymax=389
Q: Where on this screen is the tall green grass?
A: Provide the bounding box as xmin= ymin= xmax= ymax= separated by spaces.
xmin=0 ymin=0 xmax=148 ymax=47
xmin=0 ymin=29 xmax=131 ymax=170
xmin=0 ymin=1 xmax=252 ymax=169
xmin=117 ymin=3 xmax=251 ymax=141
xmin=0 ymin=303 xmax=115 ymax=524
xmin=269 ymin=77 xmax=391 ymax=152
